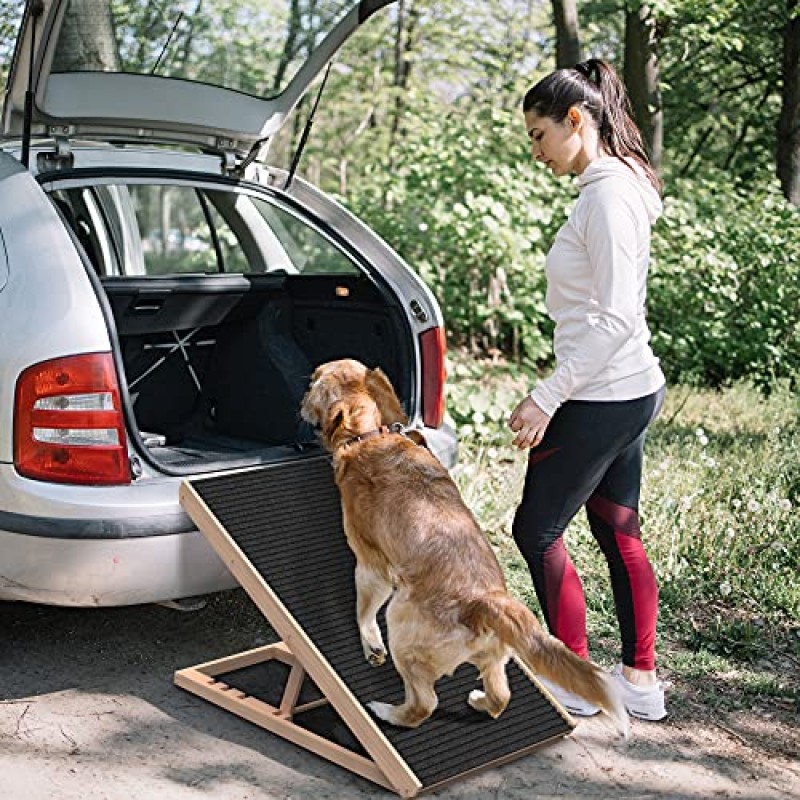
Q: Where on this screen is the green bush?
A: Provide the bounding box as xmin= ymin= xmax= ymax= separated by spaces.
xmin=345 ymin=99 xmax=568 ymax=365
xmin=444 ymin=352 xmax=530 ymax=440
xmin=345 ymin=102 xmax=799 ymax=394
xmin=650 ymin=173 xmax=800 ymax=391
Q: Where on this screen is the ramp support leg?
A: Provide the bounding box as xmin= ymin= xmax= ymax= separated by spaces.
xmin=175 ymin=641 xmax=410 ymax=795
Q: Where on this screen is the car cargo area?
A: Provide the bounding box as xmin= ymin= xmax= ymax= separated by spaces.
xmin=103 ymin=273 xmax=413 ymax=474
xmin=40 ymin=179 xmax=418 ymax=476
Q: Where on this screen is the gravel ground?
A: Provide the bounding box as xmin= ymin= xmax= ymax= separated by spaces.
xmin=1 ymin=590 xmax=798 ymax=800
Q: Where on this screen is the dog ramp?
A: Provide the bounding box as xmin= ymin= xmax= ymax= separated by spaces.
xmin=175 ymin=456 xmax=574 ymax=797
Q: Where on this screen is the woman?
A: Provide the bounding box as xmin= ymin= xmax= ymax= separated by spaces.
xmin=509 ymin=58 xmax=667 ymax=720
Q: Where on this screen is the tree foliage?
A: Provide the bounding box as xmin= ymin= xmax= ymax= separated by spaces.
xmin=0 ymin=0 xmax=22 ymax=89
xmin=653 ymin=0 xmax=788 ymax=181
xmin=345 ymin=98 xmax=563 ymax=363
xmin=0 ymin=0 xmax=797 ymax=389
xmin=649 ymin=174 xmax=800 ymax=389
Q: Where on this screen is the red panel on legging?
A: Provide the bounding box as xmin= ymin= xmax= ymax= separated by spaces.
xmin=613 ymin=530 xmax=658 ymax=670
xmin=587 ymin=494 xmax=658 ymax=671
xmin=543 ymin=538 xmax=590 ymax=659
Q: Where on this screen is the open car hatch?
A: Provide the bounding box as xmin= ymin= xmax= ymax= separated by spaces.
xmin=2 ymin=0 xmax=396 ymax=153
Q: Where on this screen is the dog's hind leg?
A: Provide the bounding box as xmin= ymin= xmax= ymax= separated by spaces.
xmin=355 ymin=564 xmax=393 ymax=666
xmin=367 ymin=601 xmax=443 ymax=728
xmin=468 ymin=648 xmax=511 ymax=719
xmin=367 ymin=651 xmax=439 ymax=728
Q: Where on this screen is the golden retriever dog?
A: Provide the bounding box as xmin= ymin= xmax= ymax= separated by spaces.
xmin=301 ymin=358 xmax=628 ymax=736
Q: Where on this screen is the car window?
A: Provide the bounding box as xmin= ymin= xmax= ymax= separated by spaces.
xmin=249 ymin=197 xmax=361 ymax=275
xmin=49 ymin=182 xmax=360 ymax=278
xmin=133 ymin=185 xmax=220 ymax=275
xmin=50 ymin=187 xmax=121 ymax=274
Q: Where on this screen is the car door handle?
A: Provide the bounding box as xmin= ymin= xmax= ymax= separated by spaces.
xmin=130 ymin=299 xmax=165 ymax=314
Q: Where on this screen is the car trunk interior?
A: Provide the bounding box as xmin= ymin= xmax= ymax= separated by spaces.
xmin=102 ymin=273 xmax=413 ymax=474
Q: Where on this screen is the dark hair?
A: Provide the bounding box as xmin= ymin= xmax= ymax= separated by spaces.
xmin=523 ymin=58 xmax=661 ymax=192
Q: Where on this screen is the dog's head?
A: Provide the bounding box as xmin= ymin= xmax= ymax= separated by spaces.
xmin=301 ymin=359 xmax=411 ymax=451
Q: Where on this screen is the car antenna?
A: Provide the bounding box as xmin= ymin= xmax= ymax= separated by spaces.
xmin=284 ymin=60 xmax=333 ymax=192
xmin=151 ymin=11 xmax=184 ymax=75
xmin=20 ymin=0 xmax=45 ymax=169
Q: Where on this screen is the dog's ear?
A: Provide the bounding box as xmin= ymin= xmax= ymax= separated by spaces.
xmin=365 ymin=367 xmax=408 ymax=426
xmin=322 ymin=401 xmax=348 ymax=442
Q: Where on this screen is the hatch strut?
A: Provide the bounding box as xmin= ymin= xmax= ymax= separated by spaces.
xmin=21 ymin=0 xmax=45 ymax=168
xmin=284 ymin=61 xmax=334 ymax=191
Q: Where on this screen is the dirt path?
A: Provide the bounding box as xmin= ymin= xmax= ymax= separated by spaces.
xmin=1 ymin=591 xmax=798 ymax=799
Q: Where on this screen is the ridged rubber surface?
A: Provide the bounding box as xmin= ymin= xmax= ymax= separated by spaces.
xmin=189 ymin=456 xmax=571 ymax=788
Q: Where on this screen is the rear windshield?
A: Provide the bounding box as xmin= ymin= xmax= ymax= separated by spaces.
xmin=51 ymin=0 xmax=354 ymax=98
xmin=49 ymin=182 xmax=361 ymax=277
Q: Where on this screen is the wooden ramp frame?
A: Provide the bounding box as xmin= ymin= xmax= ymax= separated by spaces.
xmin=175 ymin=457 xmax=574 ymax=797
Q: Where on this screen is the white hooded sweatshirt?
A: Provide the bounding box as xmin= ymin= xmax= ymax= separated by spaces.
xmin=530 ymin=156 xmax=666 ymax=417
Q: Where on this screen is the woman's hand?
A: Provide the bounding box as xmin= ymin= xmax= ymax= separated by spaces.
xmin=509 ymin=396 xmax=552 ymax=450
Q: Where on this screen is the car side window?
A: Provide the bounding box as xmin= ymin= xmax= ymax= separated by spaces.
xmin=49 ymin=182 xmax=361 ymax=278
xmin=249 ymin=197 xmax=361 ymax=276
xmin=50 ymin=184 xmax=222 ymax=277
xmin=132 ymin=186 xmax=220 ymax=276
xmin=50 ymin=188 xmax=120 ymax=275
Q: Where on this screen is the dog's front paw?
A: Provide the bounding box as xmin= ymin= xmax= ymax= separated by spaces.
xmin=367 ymin=700 xmax=395 ymax=723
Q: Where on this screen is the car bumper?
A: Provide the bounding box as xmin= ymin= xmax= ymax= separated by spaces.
xmin=0 ymin=528 xmax=236 ymax=606
xmin=422 ymin=422 xmax=459 ymax=469
xmin=0 ymin=422 xmax=457 ymax=607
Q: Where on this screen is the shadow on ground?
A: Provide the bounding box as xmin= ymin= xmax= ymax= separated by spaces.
xmin=1 ymin=591 xmax=797 ymax=799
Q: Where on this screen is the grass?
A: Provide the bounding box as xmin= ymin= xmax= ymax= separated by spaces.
xmin=447 ymin=354 xmax=800 ymax=718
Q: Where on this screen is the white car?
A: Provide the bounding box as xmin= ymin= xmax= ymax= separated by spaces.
xmin=0 ymin=0 xmax=455 ymax=606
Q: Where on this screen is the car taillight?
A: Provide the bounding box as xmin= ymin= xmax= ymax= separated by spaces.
xmin=420 ymin=326 xmax=446 ymax=428
xmin=14 ymin=353 xmax=131 ymax=486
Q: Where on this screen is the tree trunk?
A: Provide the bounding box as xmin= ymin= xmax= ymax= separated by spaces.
xmin=51 ymin=0 xmax=120 ymax=72
xmin=777 ymin=1 xmax=800 ymax=206
xmin=551 ymin=0 xmax=581 ymax=69
xmin=273 ymin=0 xmax=302 ymax=92
xmin=388 ymin=0 xmax=419 ymax=170
xmin=176 ymin=0 xmax=205 ymax=73
xmin=159 ymin=188 xmax=172 ymax=256
xmin=624 ymin=3 xmax=663 ymax=171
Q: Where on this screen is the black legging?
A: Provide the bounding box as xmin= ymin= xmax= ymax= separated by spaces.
xmin=512 ymin=386 xmax=665 ymax=670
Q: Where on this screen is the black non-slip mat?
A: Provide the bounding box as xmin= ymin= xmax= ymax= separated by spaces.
xmin=188 ymin=456 xmax=572 ymax=788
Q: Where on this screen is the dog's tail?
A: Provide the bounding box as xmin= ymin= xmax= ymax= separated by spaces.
xmin=462 ymin=592 xmax=629 ymax=738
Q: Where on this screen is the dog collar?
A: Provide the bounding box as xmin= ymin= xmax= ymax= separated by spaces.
xmin=340 ymin=422 xmax=408 ymax=449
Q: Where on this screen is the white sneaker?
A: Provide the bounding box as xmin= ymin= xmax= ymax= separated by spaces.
xmin=536 ymin=676 xmax=600 ymax=717
xmin=611 ymin=663 xmax=668 ymax=721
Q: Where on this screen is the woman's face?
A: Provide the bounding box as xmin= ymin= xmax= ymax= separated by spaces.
xmin=524 ymin=108 xmax=583 ymax=177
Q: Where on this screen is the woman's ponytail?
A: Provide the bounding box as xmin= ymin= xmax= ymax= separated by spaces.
xmin=524 ymin=58 xmax=661 ymax=193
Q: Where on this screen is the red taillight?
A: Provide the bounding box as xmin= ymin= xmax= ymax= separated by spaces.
xmin=14 ymin=353 xmax=131 ymax=486
xmin=420 ymin=326 xmax=446 ymax=428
